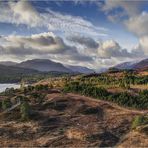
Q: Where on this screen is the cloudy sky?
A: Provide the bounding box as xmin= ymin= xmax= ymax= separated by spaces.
xmin=0 ymin=0 xmax=148 ymax=70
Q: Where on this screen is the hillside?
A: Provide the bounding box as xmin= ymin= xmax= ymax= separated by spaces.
xmin=112 ymin=58 xmax=148 ymax=71
xmin=65 ymin=65 xmax=94 ymax=74
xmin=113 ymin=61 xmax=136 ymax=70
xmin=0 ymin=61 xmax=18 ymax=66
xmin=0 ymin=87 xmax=147 ymax=147
xmin=133 ymin=59 xmax=148 ymax=70
xmin=0 ymin=64 xmax=39 ymax=76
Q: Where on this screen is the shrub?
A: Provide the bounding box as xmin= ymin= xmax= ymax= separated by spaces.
xmin=2 ymin=99 xmax=11 ymax=110
xmin=31 ymin=93 xmax=45 ymax=104
xmin=20 ymin=101 xmax=30 ymax=121
xmin=5 ymin=87 xmax=15 ymax=96
xmin=35 ymin=84 xmax=48 ymax=91
xmin=132 ymin=115 xmax=148 ymax=129
xmin=63 ymin=81 xmax=148 ymax=109
xmin=63 ymin=81 xmax=109 ymax=98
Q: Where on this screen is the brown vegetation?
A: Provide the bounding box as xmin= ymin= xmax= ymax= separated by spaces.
xmin=0 ymin=89 xmax=147 ymax=147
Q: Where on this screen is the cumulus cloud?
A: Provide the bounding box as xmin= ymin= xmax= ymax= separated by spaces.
xmin=0 ymin=1 xmax=41 ymax=27
xmin=67 ymin=35 xmax=99 ymax=49
xmin=1 ymin=32 xmax=73 ymax=55
xmin=134 ymin=36 xmax=148 ymax=56
xmin=125 ymin=12 xmax=148 ymax=37
xmin=97 ymin=40 xmax=141 ymax=58
xmin=0 ymin=0 xmax=146 ymax=69
xmin=0 ymin=32 xmax=93 ymax=64
xmin=100 ymin=0 xmax=148 ymax=58
xmin=124 ymin=12 xmax=148 ymax=56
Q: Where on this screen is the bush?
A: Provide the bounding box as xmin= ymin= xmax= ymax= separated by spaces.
xmin=2 ymin=99 xmax=11 ymax=110
xmin=20 ymin=101 xmax=30 ymax=121
xmin=5 ymin=87 xmax=15 ymax=96
xmin=63 ymin=82 xmax=109 ymax=98
xmin=35 ymin=84 xmax=48 ymax=91
xmin=31 ymin=93 xmax=45 ymax=104
xmin=132 ymin=115 xmax=148 ymax=129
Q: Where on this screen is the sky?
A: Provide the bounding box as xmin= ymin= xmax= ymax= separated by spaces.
xmin=0 ymin=0 xmax=148 ymax=70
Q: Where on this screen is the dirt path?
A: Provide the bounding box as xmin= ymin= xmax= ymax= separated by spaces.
xmin=67 ymin=93 xmax=148 ymax=115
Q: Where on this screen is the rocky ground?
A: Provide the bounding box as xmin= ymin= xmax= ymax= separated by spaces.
xmin=0 ymin=90 xmax=147 ymax=147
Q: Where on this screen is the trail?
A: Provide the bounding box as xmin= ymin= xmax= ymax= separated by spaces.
xmin=0 ymin=101 xmax=21 ymax=116
xmin=67 ymin=93 xmax=148 ymax=115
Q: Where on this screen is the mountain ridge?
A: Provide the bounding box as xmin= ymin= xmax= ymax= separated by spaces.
xmin=112 ymin=58 xmax=148 ymax=71
xmin=0 ymin=59 xmax=94 ymax=74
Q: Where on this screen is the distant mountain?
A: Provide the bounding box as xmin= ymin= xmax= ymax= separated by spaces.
xmin=0 ymin=64 xmax=39 ymax=76
xmin=132 ymin=58 xmax=148 ymax=70
xmin=16 ymin=59 xmax=72 ymax=73
xmin=0 ymin=59 xmax=95 ymax=74
xmin=113 ymin=61 xmax=137 ymax=70
xmin=65 ymin=65 xmax=94 ymax=74
xmin=0 ymin=61 xmax=18 ymax=66
xmin=112 ymin=58 xmax=148 ymax=71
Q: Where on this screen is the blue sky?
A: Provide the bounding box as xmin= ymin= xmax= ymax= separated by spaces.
xmin=0 ymin=0 xmax=147 ymax=69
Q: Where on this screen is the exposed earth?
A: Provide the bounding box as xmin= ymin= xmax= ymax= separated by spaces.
xmin=0 ymin=90 xmax=147 ymax=147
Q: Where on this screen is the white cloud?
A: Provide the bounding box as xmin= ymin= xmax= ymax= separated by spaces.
xmin=97 ymin=40 xmax=142 ymax=59
xmin=100 ymin=1 xmax=148 ymax=59
xmin=0 ymin=1 xmax=41 ymax=27
xmin=0 ymin=0 xmax=146 ymax=69
xmin=2 ymin=32 xmax=71 ymax=54
xmin=44 ymin=10 xmax=107 ymax=37
xmin=0 ymin=1 xmax=107 ymax=37
xmin=125 ymin=12 xmax=148 ymax=37
xmin=67 ymin=35 xmax=99 ymax=49
xmin=124 ymin=11 xmax=148 ymax=56
xmin=0 ymin=32 xmax=93 ymax=64
xmin=102 ymin=0 xmax=142 ymax=17
xmin=135 ymin=36 xmax=148 ymax=55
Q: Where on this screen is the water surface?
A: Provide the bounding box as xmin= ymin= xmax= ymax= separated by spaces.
xmin=0 ymin=84 xmax=20 ymax=93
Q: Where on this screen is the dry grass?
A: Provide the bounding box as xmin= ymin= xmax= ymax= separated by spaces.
xmin=0 ymin=91 xmax=147 ymax=147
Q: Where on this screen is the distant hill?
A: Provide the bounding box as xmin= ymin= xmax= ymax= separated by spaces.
xmin=113 ymin=61 xmax=136 ymax=70
xmin=0 ymin=61 xmax=18 ymax=66
xmin=0 ymin=64 xmax=39 ymax=76
xmin=16 ymin=59 xmax=72 ymax=73
xmin=112 ymin=58 xmax=148 ymax=71
xmin=0 ymin=59 xmax=96 ymax=74
xmin=65 ymin=65 xmax=94 ymax=74
xmin=132 ymin=58 xmax=148 ymax=70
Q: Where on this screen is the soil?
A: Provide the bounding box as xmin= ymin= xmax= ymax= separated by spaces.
xmin=0 ymin=90 xmax=147 ymax=147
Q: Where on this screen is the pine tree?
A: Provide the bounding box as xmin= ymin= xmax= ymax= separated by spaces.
xmin=20 ymin=101 xmax=30 ymax=121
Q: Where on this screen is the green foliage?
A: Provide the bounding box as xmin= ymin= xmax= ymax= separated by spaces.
xmin=35 ymin=84 xmax=49 ymax=91
xmin=4 ymin=87 xmax=15 ymax=96
xmin=132 ymin=115 xmax=148 ymax=129
xmin=2 ymin=99 xmax=11 ymax=110
xmin=31 ymin=93 xmax=45 ymax=104
xmin=0 ymin=71 xmax=73 ymax=83
xmin=64 ymin=81 xmax=148 ymax=109
xmin=63 ymin=81 xmax=109 ymax=98
xmin=20 ymin=101 xmax=30 ymax=121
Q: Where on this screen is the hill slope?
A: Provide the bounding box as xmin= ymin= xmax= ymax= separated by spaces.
xmin=17 ymin=59 xmax=72 ymax=73
xmin=0 ymin=64 xmax=39 ymax=76
xmin=65 ymin=65 xmax=94 ymax=74
xmin=133 ymin=58 xmax=148 ymax=70
xmin=0 ymin=61 xmax=18 ymax=66
xmin=113 ymin=58 xmax=148 ymax=70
